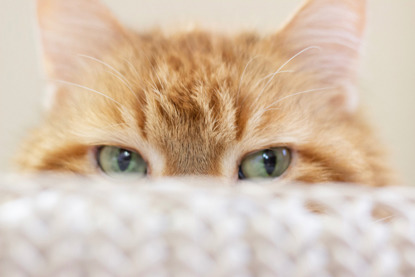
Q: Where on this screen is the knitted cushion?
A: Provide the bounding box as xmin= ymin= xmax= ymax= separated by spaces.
xmin=0 ymin=176 xmax=413 ymax=276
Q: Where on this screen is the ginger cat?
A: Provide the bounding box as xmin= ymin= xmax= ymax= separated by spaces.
xmin=16 ymin=0 xmax=395 ymax=186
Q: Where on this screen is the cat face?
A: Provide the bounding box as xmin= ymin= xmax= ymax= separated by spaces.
xmin=16 ymin=0 xmax=395 ymax=186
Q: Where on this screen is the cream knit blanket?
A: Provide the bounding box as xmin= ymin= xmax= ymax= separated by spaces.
xmin=0 ymin=176 xmax=413 ymax=276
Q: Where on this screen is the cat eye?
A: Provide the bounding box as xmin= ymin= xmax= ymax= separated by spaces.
xmin=238 ymin=147 xmax=291 ymax=180
xmin=97 ymin=146 xmax=147 ymax=177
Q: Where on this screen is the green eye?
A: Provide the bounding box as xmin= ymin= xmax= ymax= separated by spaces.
xmin=238 ymin=147 xmax=291 ymax=180
xmin=97 ymin=146 xmax=147 ymax=177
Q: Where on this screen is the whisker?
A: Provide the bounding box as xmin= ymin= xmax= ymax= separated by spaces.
xmin=78 ymin=54 xmax=130 ymax=83
xmin=123 ymin=58 xmax=152 ymax=96
xmin=237 ymin=55 xmax=260 ymax=104
xmin=49 ymin=79 xmax=123 ymax=107
xmin=102 ymin=70 xmax=140 ymax=102
xmin=246 ymin=86 xmax=333 ymax=131
xmin=251 ymin=70 xmax=294 ymax=93
xmin=123 ymin=58 xmax=141 ymax=80
xmin=78 ymin=54 xmax=140 ymax=102
xmin=263 ymin=87 xmax=334 ymax=111
xmin=255 ymin=70 xmax=294 ymax=86
xmin=250 ymin=46 xmax=321 ymax=108
xmin=142 ymin=53 xmax=165 ymax=91
xmin=239 ymin=71 xmax=293 ymax=106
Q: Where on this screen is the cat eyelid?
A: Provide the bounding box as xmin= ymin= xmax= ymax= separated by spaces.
xmin=91 ymin=144 xmax=151 ymax=174
xmin=236 ymin=144 xmax=297 ymax=179
xmin=238 ymin=143 xmax=294 ymax=162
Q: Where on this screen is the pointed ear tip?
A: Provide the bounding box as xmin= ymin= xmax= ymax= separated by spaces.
xmin=302 ymin=0 xmax=367 ymax=13
xmin=36 ymin=0 xmax=52 ymax=17
xmin=36 ymin=0 xmax=51 ymax=8
xmin=289 ymin=0 xmax=368 ymax=33
xmin=357 ymin=0 xmax=368 ymax=34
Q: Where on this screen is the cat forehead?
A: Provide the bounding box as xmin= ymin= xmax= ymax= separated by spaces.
xmin=79 ymin=30 xmax=309 ymax=141
xmin=106 ymin=31 xmax=291 ymax=112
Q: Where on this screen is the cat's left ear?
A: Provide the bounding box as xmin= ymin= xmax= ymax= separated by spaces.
xmin=36 ymin=0 xmax=130 ymax=108
xmin=273 ymin=0 xmax=366 ymax=112
xmin=37 ymin=0 xmax=129 ymax=80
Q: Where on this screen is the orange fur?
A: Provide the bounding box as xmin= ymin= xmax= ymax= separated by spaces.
xmin=16 ymin=0 xmax=396 ymax=186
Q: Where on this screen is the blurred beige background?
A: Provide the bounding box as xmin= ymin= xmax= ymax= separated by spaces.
xmin=1 ymin=0 xmax=414 ymax=184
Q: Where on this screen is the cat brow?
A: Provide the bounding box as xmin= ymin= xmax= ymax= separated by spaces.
xmin=245 ymin=86 xmax=333 ymax=136
xmin=71 ymin=124 xmax=139 ymax=147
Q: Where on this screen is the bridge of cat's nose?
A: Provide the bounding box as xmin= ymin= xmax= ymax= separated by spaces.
xmin=160 ymin=159 xmax=222 ymax=177
xmin=148 ymin=150 xmax=226 ymax=178
xmin=147 ymin=129 xmax=233 ymax=178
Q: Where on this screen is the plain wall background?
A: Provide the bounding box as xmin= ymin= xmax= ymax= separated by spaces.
xmin=1 ymin=0 xmax=414 ymax=184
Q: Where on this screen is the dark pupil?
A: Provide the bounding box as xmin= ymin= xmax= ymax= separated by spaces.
xmin=117 ymin=149 xmax=132 ymax=171
xmin=263 ymin=149 xmax=277 ymax=175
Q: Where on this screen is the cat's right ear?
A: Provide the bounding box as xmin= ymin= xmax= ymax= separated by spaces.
xmin=270 ymin=0 xmax=366 ymax=113
xmin=36 ymin=0 xmax=130 ymax=107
